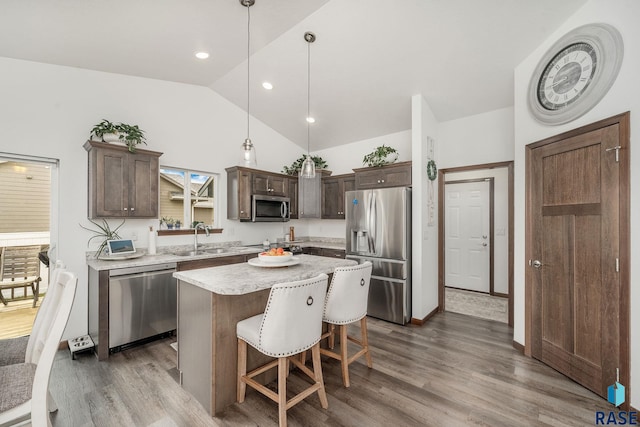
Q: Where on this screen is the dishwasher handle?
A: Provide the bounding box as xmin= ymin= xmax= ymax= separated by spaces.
xmin=110 ymin=269 xmax=175 ymax=282
xmin=109 ymin=263 xmax=177 ymax=278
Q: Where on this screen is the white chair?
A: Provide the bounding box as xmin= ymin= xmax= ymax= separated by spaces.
xmin=0 ymin=261 xmax=66 ymax=367
xmin=237 ymin=274 xmax=329 ymax=427
xmin=0 ymin=270 xmax=77 ymax=427
xmin=320 ymin=262 xmax=373 ymax=388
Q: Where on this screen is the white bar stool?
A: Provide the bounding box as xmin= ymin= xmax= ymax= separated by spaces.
xmin=236 ymin=273 xmax=329 ymax=427
xmin=320 ymin=261 xmax=373 ymax=387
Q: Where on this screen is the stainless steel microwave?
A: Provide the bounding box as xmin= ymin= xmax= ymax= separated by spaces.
xmin=252 ymin=195 xmax=290 ymax=222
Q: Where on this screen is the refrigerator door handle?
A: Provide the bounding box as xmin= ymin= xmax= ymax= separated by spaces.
xmin=369 ymin=192 xmax=377 ymax=254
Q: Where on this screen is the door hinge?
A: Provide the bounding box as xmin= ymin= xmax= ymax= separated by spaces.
xmin=615 ymin=258 xmax=620 ymax=272
xmin=605 ymin=145 xmax=622 ymax=162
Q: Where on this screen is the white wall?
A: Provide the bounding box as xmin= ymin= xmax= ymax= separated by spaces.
xmin=445 ymin=167 xmax=510 ymax=295
xmin=0 ymin=57 xmax=305 ymax=340
xmin=438 ymin=107 xmax=514 ymax=169
xmin=513 ymin=0 xmax=639 ymax=407
xmin=411 ymin=94 xmax=439 ymax=320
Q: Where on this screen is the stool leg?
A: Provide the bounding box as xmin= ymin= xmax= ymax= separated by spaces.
xmin=340 ymin=325 xmax=350 ymax=387
xmin=361 ymin=317 xmax=373 ymax=368
xmin=237 ymin=339 xmax=247 ymax=403
xmin=278 ymin=357 xmax=288 ymax=427
xmin=311 ymin=343 xmax=329 ymax=409
xmin=328 ymin=324 xmax=336 ymax=349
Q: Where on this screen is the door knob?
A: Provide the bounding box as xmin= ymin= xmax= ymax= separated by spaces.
xmin=532 ymin=260 xmax=543 ymax=269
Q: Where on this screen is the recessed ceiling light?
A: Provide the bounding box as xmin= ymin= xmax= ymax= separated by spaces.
xmin=262 ymin=82 xmax=273 ymax=90
xmin=306 ymin=117 xmax=315 ymax=123
xmin=195 ymin=52 xmax=210 ymax=59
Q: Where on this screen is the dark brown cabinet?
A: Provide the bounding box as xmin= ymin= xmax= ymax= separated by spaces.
xmin=226 ymin=166 xmax=292 ymax=220
xmin=85 ymin=140 xmax=161 ymax=219
xmin=321 ymin=173 xmax=355 ymax=219
xmin=288 ymin=177 xmax=299 ymax=219
xmin=226 ymin=167 xmax=252 ymax=220
xmin=252 ymin=172 xmax=288 ymax=197
xmin=353 ymin=161 xmax=411 ymax=190
xmin=302 ymin=247 xmax=346 ymax=258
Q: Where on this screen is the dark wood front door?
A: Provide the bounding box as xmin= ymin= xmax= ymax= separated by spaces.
xmin=526 ymin=113 xmax=630 ymax=402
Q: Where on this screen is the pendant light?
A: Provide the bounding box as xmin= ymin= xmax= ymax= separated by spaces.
xmin=240 ymin=0 xmax=257 ymax=167
xmin=300 ymin=31 xmax=316 ymax=179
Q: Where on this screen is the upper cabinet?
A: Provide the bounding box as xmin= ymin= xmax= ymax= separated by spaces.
xmin=226 ymin=166 xmax=291 ymax=220
xmin=288 ymin=177 xmax=299 ymax=220
xmin=321 ymin=174 xmax=355 ymax=219
xmin=252 ymin=172 xmax=288 ymax=197
xmin=85 ymin=140 xmax=162 ymax=219
xmin=226 ymin=166 xmax=252 ymax=221
xmin=353 ymin=161 xmax=411 ymax=190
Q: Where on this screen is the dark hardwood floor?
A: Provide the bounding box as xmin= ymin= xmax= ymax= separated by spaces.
xmin=50 ymin=312 xmax=613 ymax=426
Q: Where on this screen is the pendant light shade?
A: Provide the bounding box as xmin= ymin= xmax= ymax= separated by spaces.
xmin=300 ymin=31 xmax=316 ymax=179
xmin=240 ymin=0 xmax=257 ymax=167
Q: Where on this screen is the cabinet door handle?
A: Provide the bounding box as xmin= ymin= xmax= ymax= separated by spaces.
xmin=123 ymin=207 xmax=128 ymax=211
xmin=381 ymin=179 xmax=385 ymax=183
xmin=130 ymin=207 xmax=135 ymax=211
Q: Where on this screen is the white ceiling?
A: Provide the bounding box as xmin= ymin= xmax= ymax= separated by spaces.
xmin=0 ymin=0 xmax=587 ymax=151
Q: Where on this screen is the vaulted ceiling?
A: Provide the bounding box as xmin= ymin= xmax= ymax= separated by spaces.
xmin=0 ymin=0 xmax=587 ymax=150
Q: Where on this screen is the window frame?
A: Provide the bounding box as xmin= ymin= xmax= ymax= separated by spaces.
xmin=158 ymin=166 xmax=222 ymax=236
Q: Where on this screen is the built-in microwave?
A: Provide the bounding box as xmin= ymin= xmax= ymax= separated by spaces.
xmin=252 ymin=195 xmax=290 ymax=222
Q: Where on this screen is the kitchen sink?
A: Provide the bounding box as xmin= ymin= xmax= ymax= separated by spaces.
xmin=204 ymin=248 xmax=227 ymax=254
xmin=172 ymin=248 xmax=228 ymax=257
xmin=173 ymin=250 xmax=201 ymax=257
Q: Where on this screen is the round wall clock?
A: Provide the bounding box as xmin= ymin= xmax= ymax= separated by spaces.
xmin=527 ymin=23 xmax=624 ymax=125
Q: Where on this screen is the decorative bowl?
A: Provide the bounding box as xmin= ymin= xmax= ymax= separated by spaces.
xmin=258 ymin=251 xmax=294 ymax=264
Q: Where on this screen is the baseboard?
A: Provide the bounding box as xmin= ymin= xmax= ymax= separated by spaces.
xmin=410 ymin=306 xmax=439 ymax=326
xmin=512 ymin=340 xmax=525 ymax=354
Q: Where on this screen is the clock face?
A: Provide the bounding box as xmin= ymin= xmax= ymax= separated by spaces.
xmin=537 ymin=42 xmax=597 ymax=111
xmin=527 ymin=23 xmax=624 ymax=125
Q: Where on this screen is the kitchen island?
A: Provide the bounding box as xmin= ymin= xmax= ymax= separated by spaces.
xmin=173 ymin=254 xmax=357 ymax=416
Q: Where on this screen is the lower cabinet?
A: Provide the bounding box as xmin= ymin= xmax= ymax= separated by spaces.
xmin=302 ymin=247 xmax=346 ymax=259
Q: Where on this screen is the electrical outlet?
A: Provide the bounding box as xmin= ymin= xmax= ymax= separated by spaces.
xmin=131 ymin=232 xmax=138 ymax=241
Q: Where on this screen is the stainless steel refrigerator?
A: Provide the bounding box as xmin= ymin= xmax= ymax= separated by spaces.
xmin=345 ymin=187 xmax=411 ymax=324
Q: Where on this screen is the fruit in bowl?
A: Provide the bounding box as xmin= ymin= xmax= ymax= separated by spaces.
xmin=258 ymin=247 xmax=293 ymax=263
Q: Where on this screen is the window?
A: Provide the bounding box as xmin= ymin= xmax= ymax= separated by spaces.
xmin=159 ymin=167 xmax=219 ymax=230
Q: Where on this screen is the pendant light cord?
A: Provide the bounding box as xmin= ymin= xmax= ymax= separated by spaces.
xmin=306 ymin=36 xmax=311 ymax=156
xmin=246 ymin=4 xmax=251 ymax=140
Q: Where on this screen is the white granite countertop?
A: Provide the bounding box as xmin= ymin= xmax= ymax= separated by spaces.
xmin=86 ymin=246 xmax=262 ymax=271
xmin=85 ymin=239 xmax=346 ymax=271
xmin=173 ymin=254 xmax=356 ymax=295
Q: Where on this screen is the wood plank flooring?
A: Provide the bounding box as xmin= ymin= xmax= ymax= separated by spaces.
xmin=0 ymin=299 xmax=40 ymax=339
xmin=49 ymin=312 xmax=614 ymax=426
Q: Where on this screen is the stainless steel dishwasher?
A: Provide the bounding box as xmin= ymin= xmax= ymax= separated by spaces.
xmin=108 ymin=262 xmax=177 ymax=353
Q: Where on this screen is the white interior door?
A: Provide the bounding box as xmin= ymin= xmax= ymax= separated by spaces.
xmin=445 ymin=180 xmax=490 ymax=292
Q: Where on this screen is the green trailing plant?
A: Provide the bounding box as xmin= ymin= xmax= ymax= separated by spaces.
xmin=79 ymin=218 xmax=125 ymax=257
xmin=362 ymin=145 xmax=398 ymax=167
xmin=116 ymin=123 xmax=147 ymax=152
xmin=89 ymin=119 xmax=147 ymax=153
xmin=90 ymin=119 xmax=118 ymax=139
xmin=281 ymin=155 xmax=328 ymax=176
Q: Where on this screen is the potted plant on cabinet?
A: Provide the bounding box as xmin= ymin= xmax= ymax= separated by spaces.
xmin=89 ymin=119 xmax=147 ymax=153
xmin=281 ymin=155 xmax=329 ymax=176
xmin=175 ymin=220 xmax=181 ymax=230
xmin=362 ymin=145 xmax=398 ymax=167
xmin=90 ymin=119 xmax=120 ymax=143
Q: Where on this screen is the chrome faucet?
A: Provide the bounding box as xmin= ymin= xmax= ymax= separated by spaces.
xmin=194 ymin=223 xmax=210 ymax=251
